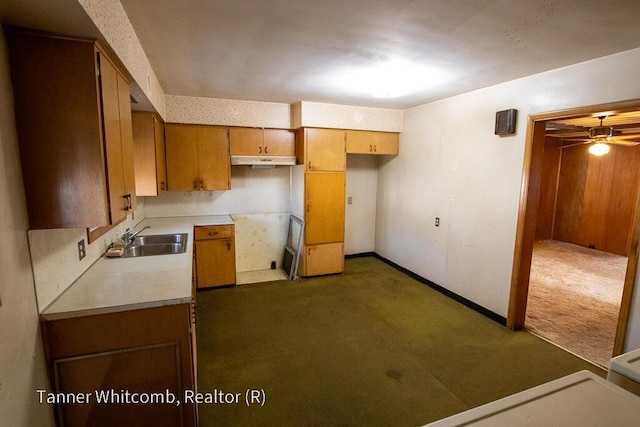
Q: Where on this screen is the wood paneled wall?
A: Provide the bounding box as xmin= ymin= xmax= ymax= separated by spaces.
xmin=536 ymin=139 xmax=640 ymax=256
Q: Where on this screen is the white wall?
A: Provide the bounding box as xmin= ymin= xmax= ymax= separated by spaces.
xmin=28 ymin=209 xmax=144 ymax=312
xmin=345 ymin=155 xmax=379 ymax=254
xmin=376 ymin=47 xmax=640 ymax=351
xmin=144 ymin=166 xmax=292 ymax=271
xmin=0 ymin=29 xmax=53 ymax=426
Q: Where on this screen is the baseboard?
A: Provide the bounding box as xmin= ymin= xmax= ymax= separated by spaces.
xmin=348 ymin=252 xmax=507 ymax=326
xmin=345 ymin=252 xmax=377 ymax=259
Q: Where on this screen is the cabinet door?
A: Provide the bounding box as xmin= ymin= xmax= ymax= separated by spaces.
xmin=371 ymin=132 xmax=399 ymax=155
xmin=346 ymin=130 xmax=399 ymax=155
xmin=6 ymin=31 xmax=109 ymax=229
xmin=264 ymin=129 xmax=296 ymax=156
xmin=305 ymin=128 xmax=346 ymax=171
xmin=154 ymin=116 xmax=167 ymax=192
xmin=165 ymin=124 xmax=200 ymax=191
xmin=99 ymin=53 xmax=129 ymax=224
xmin=42 ymin=305 xmax=196 ymax=427
xmin=117 ymin=72 xmax=137 ymax=212
xmin=198 ymin=126 xmax=230 ymax=190
xmin=305 ymin=172 xmax=345 ymax=244
xmin=195 ymin=238 xmax=236 ymax=288
xmin=229 ymin=127 xmax=263 ymax=155
xmin=133 ymin=112 xmax=166 ymax=196
xmin=303 ymin=242 xmax=344 ymax=276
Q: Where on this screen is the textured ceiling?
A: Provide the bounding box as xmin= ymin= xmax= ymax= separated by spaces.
xmin=3 ymin=1 xmax=640 ymax=110
xmin=118 ymin=0 xmax=640 ymax=109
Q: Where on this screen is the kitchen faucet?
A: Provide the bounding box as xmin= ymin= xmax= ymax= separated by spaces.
xmin=122 ymin=225 xmax=151 ymax=244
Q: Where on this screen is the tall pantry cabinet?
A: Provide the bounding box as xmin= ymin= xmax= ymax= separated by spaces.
xmin=296 ymin=128 xmax=346 ymax=276
xmin=6 ymin=29 xmax=137 ymax=230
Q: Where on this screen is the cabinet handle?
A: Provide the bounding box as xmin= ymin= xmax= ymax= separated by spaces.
xmin=369 ymin=144 xmax=373 ymax=152
xmin=308 ymin=161 xmax=312 ymax=169
xmin=226 ymin=242 xmax=231 ymax=251
xmin=374 ymin=144 xmax=377 ymax=152
xmin=259 ymin=146 xmax=262 ymax=154
xmin=306 ymin=204 xmax=310 ymax=213
xmin=123 ymin=194 xmax=132 ymax=211
xmin=264 ymin=146 xmax=268 ymax=154
xmin=208 ymin=231 xmax=218 ymax=237
xmin=193 ymin=179 xmax=198 ymax=190
xmin=308 ymin=248 xmax=311 ymax=256
xmin=199 ymin=179 xmax=204 ymax=191
xmin=160 ymin=181 xmax=166 ymax=191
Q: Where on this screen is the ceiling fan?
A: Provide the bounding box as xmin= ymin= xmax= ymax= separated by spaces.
xmin=553 ymin=116 xmax=640 ymax=156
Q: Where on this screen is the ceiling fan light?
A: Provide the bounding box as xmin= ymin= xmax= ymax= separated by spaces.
xmin=589 ymin=142 xmax=610 ymax=156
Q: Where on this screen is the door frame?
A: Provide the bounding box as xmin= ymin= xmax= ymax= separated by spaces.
xmin=507 ymin=99 xmax=640 ymax=356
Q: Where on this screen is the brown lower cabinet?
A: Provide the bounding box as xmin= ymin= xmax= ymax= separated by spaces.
xmin=302 ymin=242 xmax=345 ymax=276
xmin=41 ymin=304 xmax=197 ymax=427
xmin=194 ymin=225 xmax=237 ymax=288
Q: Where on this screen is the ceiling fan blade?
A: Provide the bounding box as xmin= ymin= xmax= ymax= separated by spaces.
xmin=557 ymin=140 xmax=592 ymax=149
xmin=610 ymin=139 xmax=640 ymax=146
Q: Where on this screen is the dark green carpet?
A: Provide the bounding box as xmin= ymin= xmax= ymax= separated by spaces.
xmin=195 ymin=257 xmax=603 ymax=426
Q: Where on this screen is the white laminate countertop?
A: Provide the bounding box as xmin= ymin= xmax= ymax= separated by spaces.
xmin=41 ymin=215 xmax=234 ymax=321
xmin=424 ymin=370 xmax=640 ymax=426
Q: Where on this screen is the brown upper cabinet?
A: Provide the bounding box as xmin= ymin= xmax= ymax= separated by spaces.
xmin=132 ymin=112 xmax=167 ymax=196
xmin=229 ymin=127 xmax=295 ymax=156
xmin=296 ymin=128 xmax=346 ymax=171
xmin=346 ymin=130 xmax=399 ymax=155
xmin=165 ymin=124 xmax=231 ymax=191
xmin=6 ymin=29 xmax=136 ymax=229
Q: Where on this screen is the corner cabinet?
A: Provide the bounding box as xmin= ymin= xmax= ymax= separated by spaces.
xmin=6 ymin=29 xmax=136 ymax=229
xmin=296 ymin=128 xmax=346 ymax=276
xmin=132 ymin=112 xmax=167 ymax=196
xmin=194 ymin=224 xmax=236 ymax=288
xmin=165 ymin=124 xmax=231 ymax=191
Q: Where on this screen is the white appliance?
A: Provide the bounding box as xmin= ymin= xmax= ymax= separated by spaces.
xmin=608 ymin=347 xmax=640 ymax=396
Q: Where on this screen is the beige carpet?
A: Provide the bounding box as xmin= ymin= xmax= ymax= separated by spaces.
xmin=525 ymin=240 xmax=627 ymax=367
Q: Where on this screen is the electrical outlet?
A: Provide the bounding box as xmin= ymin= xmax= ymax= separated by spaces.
xmin=77 ymin=239 xmax=86 ymax=260
xmin=435 ymin=217 xmax=440 ymax=227
xmin=348 ymin=196 xmax=353 ymax=205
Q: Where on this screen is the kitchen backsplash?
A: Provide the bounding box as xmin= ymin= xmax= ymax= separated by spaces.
xmin=144 ymin=166 xmax=291 ymax=217
xmin=28 ymin=200 xmax=146 ymax=313
xmin=232 ymin=213 xmax=290 ymax=272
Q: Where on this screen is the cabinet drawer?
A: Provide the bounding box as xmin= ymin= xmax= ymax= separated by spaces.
xmin=194 ymin=224 xmax=234 ymax=240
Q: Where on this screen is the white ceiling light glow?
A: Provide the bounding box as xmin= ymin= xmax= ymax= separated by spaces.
xmin=340 ymin=62 xmax=448 ymax=99
xmin=588 ymin=142 xmax=611 ymax=156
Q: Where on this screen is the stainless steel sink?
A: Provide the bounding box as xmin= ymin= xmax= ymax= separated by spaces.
xmin=130 ymin=233 xmax=188 ymax=247
xmin=122 ymin=233 xmax=188 ymax=257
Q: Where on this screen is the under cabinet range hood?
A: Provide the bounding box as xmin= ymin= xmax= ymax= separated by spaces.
xmin=230 ymin=155 xmax=297 ymax=167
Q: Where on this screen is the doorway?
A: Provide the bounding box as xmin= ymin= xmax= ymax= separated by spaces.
xmin=508 ymin=100 xmax=640 ymax=361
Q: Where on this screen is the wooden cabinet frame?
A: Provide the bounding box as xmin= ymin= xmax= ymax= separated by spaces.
xmin=194 ymin=225 xmax=236 ymax=288
xmin=6 ymin=29 xmax=137 ymax=231
xmin=165 ymin=124 xmax=230 ymax=191
xmin=41 ymin=304 xmax=197 ymax=426
xmin=229 ymin=127 xmax=295 ymax=156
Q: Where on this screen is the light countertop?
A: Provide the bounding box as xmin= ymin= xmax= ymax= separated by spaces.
xmin=41 ymin=215 xmax=234 ymax=321
xmin=609 ymin=347 xmax=640 ymax=382
xmin=424 ymin=370 xmax=640 ymax=426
